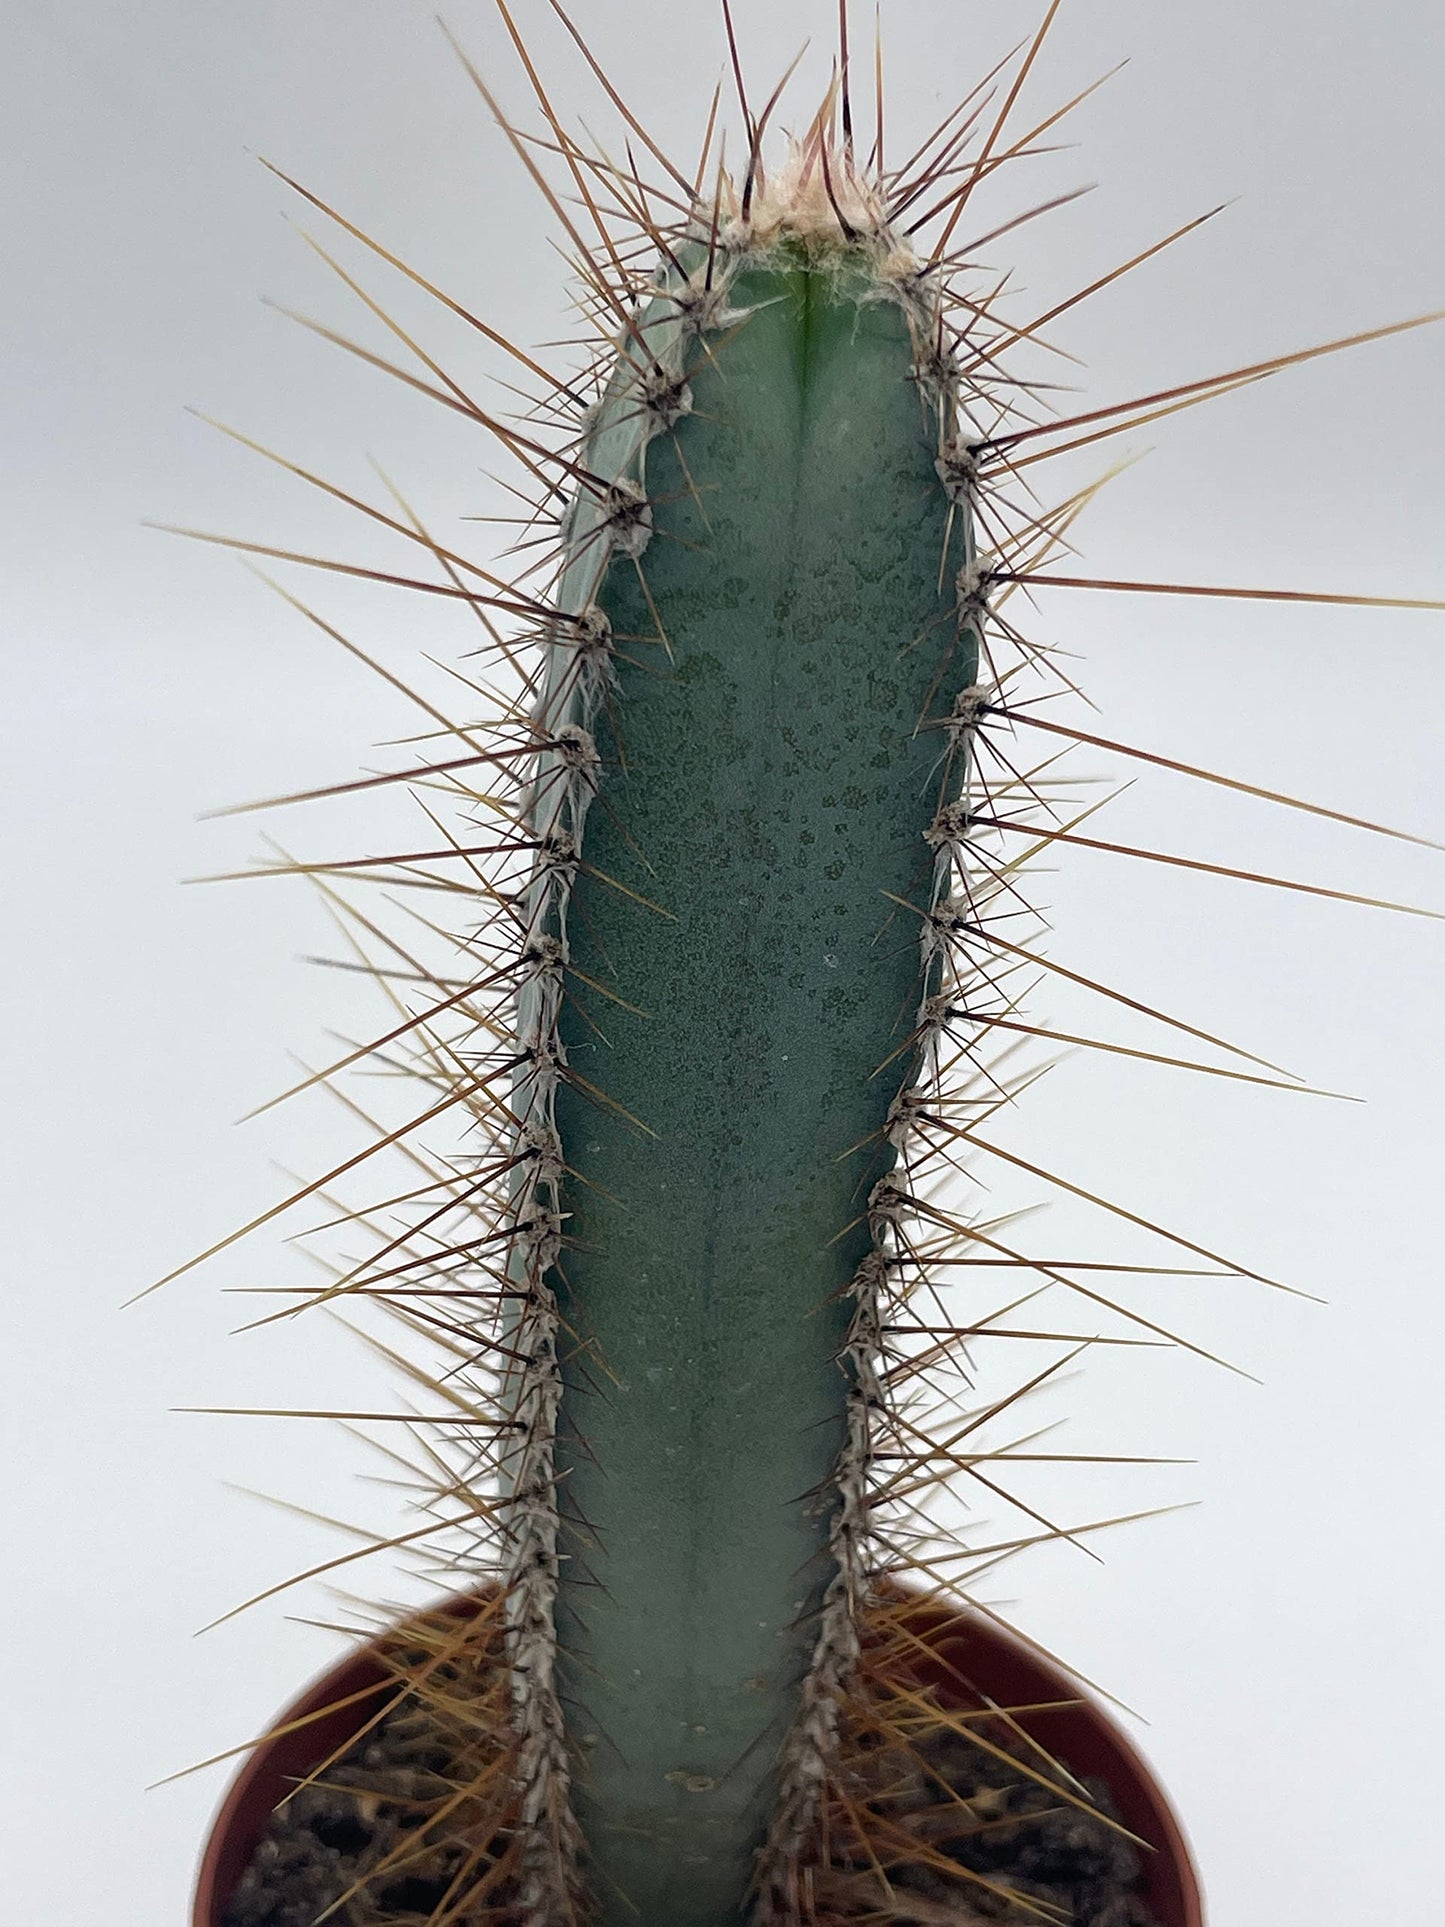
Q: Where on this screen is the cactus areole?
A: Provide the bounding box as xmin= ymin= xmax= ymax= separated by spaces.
xmin=503 ymin=150 xmax=981 ymax=1926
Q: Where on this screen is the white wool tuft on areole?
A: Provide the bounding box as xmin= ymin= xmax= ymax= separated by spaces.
xmin=710 ymin=129 xmax=896 ymax=250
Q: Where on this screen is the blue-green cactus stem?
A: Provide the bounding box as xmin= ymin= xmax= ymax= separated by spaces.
xmin=515 ymin=243 xmax=978 ymax=1926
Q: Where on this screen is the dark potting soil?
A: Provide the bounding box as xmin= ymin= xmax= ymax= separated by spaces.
xmin=220 ymin=1688 xmax=506 ymax=1927
xmin=812 ymin=1719 xmax=1165 ymax=1927
xmin=222 ymin=1684 xmax=1164 ymax=1927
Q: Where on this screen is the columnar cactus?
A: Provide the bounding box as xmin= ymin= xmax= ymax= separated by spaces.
xmin=170 ymin=10 xmax=1445 ymax=1927
xmin=502 ymin=147 xmax=982 ymax=1921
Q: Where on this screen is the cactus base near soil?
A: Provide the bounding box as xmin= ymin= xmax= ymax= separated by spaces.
xmin=213 ymin=1588 xmax=1179 ymax=1927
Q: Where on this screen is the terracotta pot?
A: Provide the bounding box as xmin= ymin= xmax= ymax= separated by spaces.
xmin=193 ymin=1588 xmax=1203 ymax=1926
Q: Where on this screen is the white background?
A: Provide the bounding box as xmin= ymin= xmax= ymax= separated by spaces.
xmin=3 ymin=2 xmax=1444 ymax=1920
